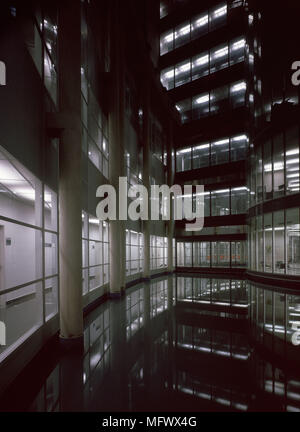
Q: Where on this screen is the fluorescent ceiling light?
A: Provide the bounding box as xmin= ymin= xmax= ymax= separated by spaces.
xmin=194 ymin=54 xmax=209 ymax=65
xmin=286 ymin=148 xmax=299 ymax=156
xmin=213 ymin=139 xmax=229 ymax=146
xmin=232 ymin=39 xmax=245 ymax=50
xmin=195 ymin=94 xmax=209 ymax=104
xmin=231 ymin=81 xmax=246 ymax=92
xmin=213 ymin=6 xmax=227 ymax=17
xmin=177 ymin=148 xmax=191 ymax=154
xmin=194 ymin=15 xmax=208 ymax=27
xmin=194 ymin=143 xmax=209 ymax=150
xmin=213 ymin=47 xmax=228 ymax=58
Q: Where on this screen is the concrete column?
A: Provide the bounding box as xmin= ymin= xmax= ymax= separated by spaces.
xmin=58 ymin=0 xmax=83 ymax=340
xmin=142 ymin=79 xmax=151 ymax=280
xmin=167 ymin=121 xmax=175 ymax=272
xmin=108 ymin=0 xmax=126 ymax=296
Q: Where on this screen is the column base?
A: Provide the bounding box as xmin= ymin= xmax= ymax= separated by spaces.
xmin=108 ymin=288 xmax=125 ymax=299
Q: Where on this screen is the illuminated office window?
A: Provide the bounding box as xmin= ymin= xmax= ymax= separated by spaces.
xmin=0 ymin=145 xmax=58 ymax=360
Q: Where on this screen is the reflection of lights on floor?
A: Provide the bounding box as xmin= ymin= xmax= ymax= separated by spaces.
xmin=179 ymin=299 xmax=248 ymax=308
xmin=178 ymin=386 xmax=248 ymax=411
xmin=287 ymin=405 xmax=300 ymax=412
xmin=177 ymin=342 xmax=249 ymax=360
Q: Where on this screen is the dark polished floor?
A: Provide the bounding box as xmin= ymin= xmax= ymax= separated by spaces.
xmin=1 ymin=275 xmax=300 ymax=412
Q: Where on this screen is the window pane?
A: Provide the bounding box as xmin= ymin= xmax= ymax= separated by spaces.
xmin=211 ymin=137 xmax=229 ymax=165
xmin=160 ymin=30 xmax=174 ymax=55
xmin=45 ymin=232 xmax=58 ymax=277
xmin=175 ymin=21 xmax=190 ymax=49
xmin=285 ymin=126 xmax=299 ymax=194
xmin=274 ymin=210 xmax=285 ymax=273
xmin=210 ymin=43 xmax=228 ymax=73
xmin=273 ymin=133 xmax=285 ymax=198
xmin=44 ymin=186 xmax=57 ymax=232
xmin=192 ymin=52 xmax=209 ymax=80
xmin=161 ymin=67 xmax=174 ymax=90
xmin=193 ymin=143 xmax=210 ymax=168
xmin=0 ymin=147 xmax=43 ymax=227
xmin=230 ymin=37 xmax=245 ymax=65
xmin=286 ymin=208 xmax=300 ymax=275
xmin=176 ymin=98 xmax=192 ymax=123
xmin=45 ymin=276 xmax=58 ymax=320
xmin=230 ymin=81 xmax=246 ymax=108
xmin=175 ymin=59 xmax=191 ymax=87
xmin=192 ymin=93 xmax=209 ymax=120
xmin=0 ymin=222 xmax=42 ymax=291
xmin=176 ymin=148 xmax=191 ymax=172
xmin=0 ymin=282 xmax=43 ymax=362
xmin=231 ymin=134 xmax=248 ymax=161
xmin=210 ymin=85 xmax=229 ymax=114
xmin=191 ymin=13 xmax=208 ymax=39
xmin=209 ymin=3 xmax=227 ymax=31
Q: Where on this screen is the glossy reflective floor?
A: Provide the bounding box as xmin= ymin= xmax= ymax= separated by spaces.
xmin=2 ymin=275 xmax=300 ymax=412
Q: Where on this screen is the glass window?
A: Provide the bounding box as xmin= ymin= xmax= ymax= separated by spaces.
xmin=210 ymin=86 xmax=229 ymax=115
xmin=44 ymin=50 xmax=57 ymax=105
xmin=161 ymin=67 xmax=174 ymax=90
xmin=175 ymin=21 xmax=190 ymax=49
xmin=264 ymin=213 xmax=273 ymax=273
xmin=160 ymin=30 xmax=174 ymax=55
xmin=230 ymin=81 xmax=247 ymax=108
xmin=176 ymin=148 xmax=192 ymax=172
xmin=263 ymin=140 xmax=273 ymax=201
xmin=209 ymin=3 xmax=227 ymax=31
xmin=285 ymin=126 xmax=299 ymax=194
xmin=231 ymin=134 xmax=248 ymax=161
xmin=256 ymin=145 xmax=263 ymax=203
xmin=230 ymin=37 xmax=245 ymax=65
xmin=44 ymin=232 xmax=58 ymax=277
xmin=0 ymin=221 xmax=43 ymax=291
xmin=231 ymin=187 xmax=248 ymax=214
xmin=274 ymin=210 xmax=285 ymax=273
xmin=192 ymin=93 xmax=209 ymax=120
xmin=160 ymin=0 xmax=170 ymax=19
xmin=0 ymin=282 xmax=43 ymax=362
xmin=257 ymin=215 xmax=263 ymax=272
xmin=192 ymin=52 xmax=209 ymax=80
xmin=193 ymin=143 xmax=210 ymax=169
xmin=44 ymin=186 xmax=57 ymax=232
xmin=211 ymin=189 xmax=230 ymax=216
xmin=45 ymin=276 xmax=58 ymax=320
xmin=211 ymin=138 xmax=229 ymax=165
xmin=0 ymin=147 xmax=43 ymax=227
xmin=286 ymin=208 xmax=300 ymax=275
xmin=273 ymin=133 xmax=285 ymax=198
xmin=175 ymin=59 xmax=191 ymax=87
xmin=191 ymin=13 xmax=208 ymax=39
xmin=176 ymin=99 xmax=192 ymax=124
xmin=210 ymin=43 xmax=228 ymax=73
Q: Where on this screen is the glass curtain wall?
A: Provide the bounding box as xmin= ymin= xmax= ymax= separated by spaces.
xmin=249 ymin=208 xmax=300 ymax=275
xmin=176 ymin=134 xmax=248 ymax=171
xmin=150 ymin=236 xmax=168 ymax=271
xmin=160 ymin=3 xmax=227 ymax=54
xmin=126 ymin=230 xmax=144 ymax=277
xmin=0 ymin=145 xmax=58 ymax=361
xmin=161 ymin=37 xmax=245 ymax=90
xmin=82 ymin=213 xmax=110 ymax=295
xmin=176 ymin=80 xmax=247 ymax=124
xmin=177 ymin=241 xmax=247 ymax=268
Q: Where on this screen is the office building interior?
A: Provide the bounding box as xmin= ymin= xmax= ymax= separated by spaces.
xmin=0 ymin=0 xmax=300 ymax=412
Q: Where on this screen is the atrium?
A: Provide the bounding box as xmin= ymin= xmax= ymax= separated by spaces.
xmin=0 ymin=0 xmax=299 ymax=414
